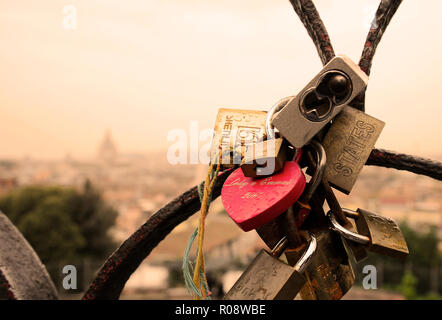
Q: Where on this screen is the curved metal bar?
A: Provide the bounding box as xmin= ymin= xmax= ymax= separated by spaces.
xmin=84 ymin=1 xmax=439 ymax=300
xmin=270 ymin=236 xmax=289 ymax=257
xmin=328 ymin=211 xmax=370 ymax=245
xmin=303 ymin=140 xmax=326 ymax=201
xmin=359 ymin=0 xmax=403 ymax=76
xmin=367 ymin=149 xmax=442 ymax=181
xmin=352 ymin=0 xmax=403 ymax=111
xmin=288 ymin=0 xmax=335 ymax=65
xmin=294 ymin=233 xmax=317 ymax=273
xmin=83 ymin=149 xmax=442 ymax=300
xmin=82 ymin=169 xmax=234 ymax=300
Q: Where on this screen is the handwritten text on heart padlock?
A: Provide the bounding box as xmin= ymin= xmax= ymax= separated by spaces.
xmin=222 ymin=161 xmax=306 ymax=231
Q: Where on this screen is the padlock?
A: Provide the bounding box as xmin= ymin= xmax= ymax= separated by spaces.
xmin=254 ymin=140 xmax=325 ymax=249
xmin=298 ymin=140 xmax=366 ymax=265
xmin=320 ymin=174 xmax=368 ymax=264
xmin=241 ymin=138 xmax=292 ymax=178
xmin=280 ymin=204 xmax=318 ymax=300
xmin=241 ymin=138 xmax=291 ymax=178
xmin=291 ymin=140 xmax=326 ymax=227
xmin=241 ymin=97 xmax=293 ymax=178
xmin=224 ymin=233 xmax=317 ymax=300
xmin=328 ymin=208 xmax=409 ymax=259
xmin=210 ymin=108 xmax=267 ymax=168
xmin=272 ymin=55 xmax=369 ymax=148
xmin=221 ymin=158 xmax=306 ymax=231
xmin=322 ymin=105 xmax=385 ymax=194
xmin=285 ymin=229 xmax=355 ymax=300
xmin=260 ymin=141 xmax=355 ymax=301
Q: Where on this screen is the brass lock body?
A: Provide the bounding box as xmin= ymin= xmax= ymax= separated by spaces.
xmin=241 ymin=138 xmax=291 ymax=178
xmin=210 ymin=108 xmax=267 ymax=168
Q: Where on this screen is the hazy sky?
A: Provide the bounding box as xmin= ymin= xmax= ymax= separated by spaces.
xmin=1 ymin=0 xmax=441 ymax=160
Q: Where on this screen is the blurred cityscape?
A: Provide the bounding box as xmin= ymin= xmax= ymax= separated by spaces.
xmin=0 ymin=130 xmax=441 ymax=300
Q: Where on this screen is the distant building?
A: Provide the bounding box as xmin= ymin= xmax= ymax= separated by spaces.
xmin=97 ymin=130 xmax=118 ymax=164
xmin=0 ymin=177 xmax=18 ymax=196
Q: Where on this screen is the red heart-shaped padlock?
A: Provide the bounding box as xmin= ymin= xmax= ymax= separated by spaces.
xmin=221 ymin=161 xmax=306 ymax=232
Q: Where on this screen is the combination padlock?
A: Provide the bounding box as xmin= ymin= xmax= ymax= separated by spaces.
xmin=272 ymin=55 xmax=368 ymax=148
xmin=224 ymin=233 xmax=317 ymax=300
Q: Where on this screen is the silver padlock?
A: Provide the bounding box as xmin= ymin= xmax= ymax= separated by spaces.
xmin=272 ymin=55 xmax=368 ymax=148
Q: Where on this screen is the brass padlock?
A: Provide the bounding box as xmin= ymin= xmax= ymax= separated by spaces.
xmin=241 ymin=138 xmax=290 ymax=177
xmin=224 ymin=234 xmax=317 ymax=300
xmin=241 ymin=97 xmax=293 ymax=178
xmin=285 ymin=229 xmax=355 ymax=300
xmin=210 ymin=108 xmax=267 ymax=168
xmin=272 ymin=55 xmax=369 ymax=148
xmin=329 ymin=208 xmax=409 ymax=259
xmin=322 ymin=106 xmax=385 ymax=194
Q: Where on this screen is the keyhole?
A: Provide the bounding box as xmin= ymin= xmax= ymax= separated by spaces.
xmin=299 ymin=89 xmax=333 ymax=122
xmin=299 ymin=71 xmax=352 ymax=122
xmin=316 ymin=71 xmax=352 ymax=105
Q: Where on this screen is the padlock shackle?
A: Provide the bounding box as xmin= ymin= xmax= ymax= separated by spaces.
xmin=293 ymin=233 xmax=317 ymax=273
xmin=271 ymin=237 xmax=289 ymax=257
xmin=271 ymin=233 xmax=317 ymax=273
xmin=342 ymin=208 xmax=360 ymax=219
xmin=327 ymin=210 xmax=370 ymax=245
xmin=303 ymin=140 xmax=326 ymax=202
xmin=266 ymin=97 xmax=293 ymax=140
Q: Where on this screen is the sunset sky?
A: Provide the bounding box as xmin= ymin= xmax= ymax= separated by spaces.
xmin=1 ymin=1 xmax=441 ymax=160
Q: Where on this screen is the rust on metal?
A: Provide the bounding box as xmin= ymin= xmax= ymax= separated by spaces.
xmin=82 ymin=0 xmax=442 ymax=300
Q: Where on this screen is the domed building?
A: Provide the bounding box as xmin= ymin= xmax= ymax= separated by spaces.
xmin=97 ymin=130 xmax=118 ymax=164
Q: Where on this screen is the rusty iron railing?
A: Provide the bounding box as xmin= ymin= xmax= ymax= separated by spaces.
xmin=81 ymin=0 xmax=442 ymax=300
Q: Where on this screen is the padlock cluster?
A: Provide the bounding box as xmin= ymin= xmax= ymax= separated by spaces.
xmin=208 ymin=55 xmax=409 ymax=300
